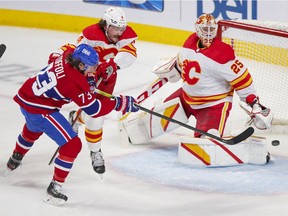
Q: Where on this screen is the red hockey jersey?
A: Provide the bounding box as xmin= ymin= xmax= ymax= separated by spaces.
xmin=14 ymin=48 xmax=116 ymax=117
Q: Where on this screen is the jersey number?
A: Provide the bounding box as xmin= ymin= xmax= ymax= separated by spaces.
xmin=231 ymin=59 xmax=244 ymax=74
xmin=32 ymin=67 xmax=57 ymax=96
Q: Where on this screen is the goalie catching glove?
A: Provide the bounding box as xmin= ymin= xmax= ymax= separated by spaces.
xmin=96 ymin=58 xmax=118 ymax=81
xmin=152 ymin=56 xmax=181 ymax=83
xmin=240 ymin=94 xmax=273 ymax=130
xmin=115 ymin=95 xmax=139 ymax=115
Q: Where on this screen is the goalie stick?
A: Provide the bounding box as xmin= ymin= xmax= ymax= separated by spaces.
xmin=95 ymin=89 xmax=255 ymax=145
xmin=120 ymin=56 xmax=175 ymax=121
xmin=0 ymin=44 xmax=6 ymax=59
xmin=119 ymin=77 xmax=168 ymax=121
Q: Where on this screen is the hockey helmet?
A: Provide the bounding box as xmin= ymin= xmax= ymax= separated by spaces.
xmin=195 ymin=14 xmax=217 ymax=47
xmin=72 ymin=44 xmax=99 ymax=69
xmin=102 ymin=7 xmax=127 ymax=28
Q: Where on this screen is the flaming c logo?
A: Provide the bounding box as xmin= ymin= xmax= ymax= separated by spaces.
xmin=182 ymin=59 xmax=201 ymax=85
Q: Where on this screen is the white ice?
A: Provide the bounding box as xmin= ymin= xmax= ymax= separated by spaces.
xmin=0 ymin=26 xmax=288 ymax=216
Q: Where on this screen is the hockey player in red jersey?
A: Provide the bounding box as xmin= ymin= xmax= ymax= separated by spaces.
xmin=51 ymin=7 xmax=138 ymax=175
xmin=6 ymin=44 xmax=139 ymax=205
xmin=120 ymin=14 xmax=273 ymax=166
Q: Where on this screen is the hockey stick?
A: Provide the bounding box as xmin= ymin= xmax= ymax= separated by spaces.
xmin=119 ymin=57 xmax=175 ymax=121
xmin=95 ymin=89 xmax=255 ymax=145
xmin=137 ymin=105 xmax=254 ymax=145
xmin=0 ymin=44 xmax=6 ymax=59
xmin=48 ymin=76 xmax=166 ymax=164
xmin=119 ymin=77 xmax=168 ymax=121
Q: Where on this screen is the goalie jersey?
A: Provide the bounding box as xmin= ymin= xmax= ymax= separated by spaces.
xmin=178 ymin=33 xmax=257 ymax=109
xmin=14 ymin=48 xmax=116 ymax=117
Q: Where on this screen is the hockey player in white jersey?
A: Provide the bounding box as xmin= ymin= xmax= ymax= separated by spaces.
xmin=49 ymin=7 xmax=138 ymax=175
xmin=120 ymin=14 xmax=274 ymax=167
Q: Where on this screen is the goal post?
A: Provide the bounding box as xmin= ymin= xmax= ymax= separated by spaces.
xmin=216 ymin=20 xmax=288 ymax=134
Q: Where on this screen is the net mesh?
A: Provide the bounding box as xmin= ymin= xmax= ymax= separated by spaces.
xmin=218 ymin=20 xmax=288 ymax=134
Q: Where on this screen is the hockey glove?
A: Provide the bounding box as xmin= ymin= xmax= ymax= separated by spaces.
xmin=86 ymin=73 xmax=96 ymax=93
xmin=115 ymin=95 xmax=139 ymax=115
xmin=152 ymin=56 xmax=181 ymax=83
xmin=96 ymin=58 xmax=118 ymax=81
xmin=240 ymin=94 xmax=273 ymax=130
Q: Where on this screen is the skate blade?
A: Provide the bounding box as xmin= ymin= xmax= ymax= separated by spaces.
xmin=99 ymin=174 xmax=104 ymax=180
xmin=44 ymin=194 xmax=67 ymax=206
xmin=3 ymin=164 xmax=22 ymax=177
xmin=3 ymin=168 xmax=12 ymax=177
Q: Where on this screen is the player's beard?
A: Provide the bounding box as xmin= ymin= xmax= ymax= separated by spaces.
xmin=110 ymin=35 xmax=120 ymax=44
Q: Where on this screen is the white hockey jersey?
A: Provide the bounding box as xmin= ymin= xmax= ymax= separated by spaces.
xmin=177 ymin=33 xmax=256 ymax=109
xmin=76 ymin=24 xmax=138 ymax=69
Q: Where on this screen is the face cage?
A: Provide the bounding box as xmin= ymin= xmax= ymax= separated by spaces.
xmin=196 ymin=24 xmax=217 ymax=40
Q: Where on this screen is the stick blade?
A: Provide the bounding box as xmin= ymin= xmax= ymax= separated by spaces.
xmin=0 ymin=44 xmax=6 ymax=59
xmin=225 ymin=127 xmax=255 ymax=145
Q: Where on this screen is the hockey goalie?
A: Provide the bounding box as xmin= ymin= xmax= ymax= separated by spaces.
xmin=119 ymin=14 xmax=273 ymax=167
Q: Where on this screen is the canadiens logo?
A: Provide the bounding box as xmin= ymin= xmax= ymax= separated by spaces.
xmin=82 ymin=48 xmax=91 ymax=56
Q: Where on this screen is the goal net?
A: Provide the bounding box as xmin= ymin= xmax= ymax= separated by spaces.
xmin=217 ymin=20 xmax=288 ymax=135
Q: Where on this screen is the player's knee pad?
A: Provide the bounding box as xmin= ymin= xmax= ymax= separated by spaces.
xmin=178 ymin=136 xmax=269 ymax=167
xmin=59 ymin=136 xmax=82 ymax=159
xmin=83 ymin=114 xmax=104 ymax=130
xmin=119 ymin=98 xmax=188 ymax=144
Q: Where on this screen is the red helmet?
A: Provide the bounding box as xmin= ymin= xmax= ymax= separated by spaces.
xmin=195 ymin=14 xmax=217 ymax=48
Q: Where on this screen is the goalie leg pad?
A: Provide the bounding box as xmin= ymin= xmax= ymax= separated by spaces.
xmin=119 ymin=98 xmax=188 ymax=145
xmin=178 ymin=136 xmax=269 ymax=167
xmin=119 ymin=112 xmax=151 ymax=145
xmin=143 ymin=97 xmax=188 ymax=139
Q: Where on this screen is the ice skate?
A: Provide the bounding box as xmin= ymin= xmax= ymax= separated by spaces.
xmin=6 ymin=152 xmax=23 ymax=171
xmin=44 ymin=180 xmax=68 ymax=206
xmin=90 ymin=150 xmax=105 ymax=176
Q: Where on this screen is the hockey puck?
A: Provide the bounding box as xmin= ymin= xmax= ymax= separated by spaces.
xmin=271 ymin=140 xmax=280 ymax=146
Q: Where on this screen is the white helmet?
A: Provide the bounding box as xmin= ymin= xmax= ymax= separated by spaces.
xmin=195 ymin=14 xmax=217 ymax=47
xmin=102 ymin=7 xmax=127 ymax=28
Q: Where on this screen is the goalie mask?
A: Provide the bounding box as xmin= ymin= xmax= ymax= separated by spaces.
xmin=195 ymin=14 xmax=218 ymax=48
xmin=102 ymin=7 xmax=127 ymax=29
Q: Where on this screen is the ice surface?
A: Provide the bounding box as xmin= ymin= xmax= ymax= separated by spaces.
xmin=0 ymin=26 xmax=288 ymax=216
